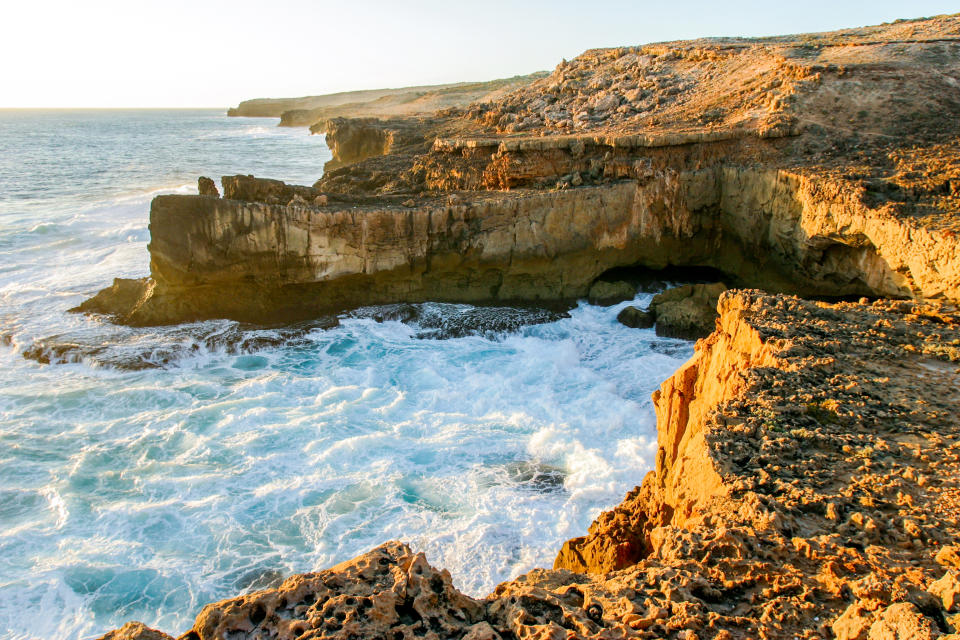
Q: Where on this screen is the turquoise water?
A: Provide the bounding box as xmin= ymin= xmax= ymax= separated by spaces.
xmin=0 ymin=110 xmax=693 ymax=639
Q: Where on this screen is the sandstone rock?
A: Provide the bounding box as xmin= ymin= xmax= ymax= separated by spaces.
xmin=930 ymin=571 xmax=960 ymax=612
xmin=937 ymin=546 xmax=960 ymax=569
xmin=462 ymin=621 xmax=502 ymax=640
xmin=616 ymin=305 xmax=654 ymax=329
xmin=553 ymin=481 xmax=658 ymax=574
xmin=220 ymin=174 xmax=323 ymax=204
xmin=197 ymin=176 xmax=219 ymax=197
xmin=833 ymin=602 xmax=876 ymax=640
xmin=650 ymin=282 xmax=727 ymax=339
xmin=95 ymin=622 xmax=173 ymax=640
xmin=587 ymin=280 xmax=635 ymax=306
xmin=70 ymin=277 xmax=154 ymax=324
xmin=184 ymin=542 xmax=485 ymax=640
xmin=314 ymin=194 xmax=329 ymax=206
xmin=867 ymin=602 xmax=939 ymax=640
xmin=98 ymin=291 xmax=960 ymax=640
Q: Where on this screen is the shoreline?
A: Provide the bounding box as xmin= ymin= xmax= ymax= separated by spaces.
xmin=88 ymin=13 xmax=960 ymax=640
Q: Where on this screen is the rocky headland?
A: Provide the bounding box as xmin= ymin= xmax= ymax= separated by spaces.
xmin=86 ymin=13 xmax=960 ymax=640
xmin=227 ymin=73 xmax=547 ymax=127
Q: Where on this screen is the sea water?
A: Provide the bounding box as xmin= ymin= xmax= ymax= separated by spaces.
xmin=0 ymin=110 xmax=693 ymax=639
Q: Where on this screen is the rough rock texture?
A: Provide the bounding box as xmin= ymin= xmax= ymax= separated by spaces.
xmin=96 ymin=621 xmax=173 ymax=640
xmin=588 ymin=280 xmax=637 ymax=306
xmin=101 ymin=292 xmax=960 ymax=639
xmin=317 ymin=117 xmax=426 ymax=171
xmin=650 ymin=282 xmax=727 ymax=339
xmin=77 ymin=165 xmax=960 ymax=325
xmin=197 ymin=176 xmax=219 ymax=197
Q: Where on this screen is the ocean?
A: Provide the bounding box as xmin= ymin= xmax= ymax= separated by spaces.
xmin=0 ymin=110 xmax=692 ymax=639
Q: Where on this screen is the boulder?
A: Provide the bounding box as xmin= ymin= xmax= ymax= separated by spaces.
xmin=832 ymin=602 xmax=876 ymax=640
xmin=588 ymin=280 xmax=635 ymax=306
xmin=937 ymin=545 xmax=960 ymax=569
xmin=197 ymin=176 xmax=219 ymax=197
xmin=929 ymin=570 xmax=960 ymax=612
xmin=650 ymin=282 xmax=727 ymax=339
xmin=866 ymin=602 xmax=940 ymax=640
xmin=95 ymin=622 xmax=173 ymax=640
xmin=617 ymin=306 xmax=654 ymax=329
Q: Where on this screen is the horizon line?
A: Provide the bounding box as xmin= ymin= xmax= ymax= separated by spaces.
xmin=0 ymin=106 xmax=232 ymax=111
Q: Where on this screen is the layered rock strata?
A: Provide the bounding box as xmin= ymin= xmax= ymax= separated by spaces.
xmin=100 ymin=291 xmax=960 ymax=639
xmin=77 ymin=165 xmax=960 ymax=325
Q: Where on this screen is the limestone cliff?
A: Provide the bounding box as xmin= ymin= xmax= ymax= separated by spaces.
xmin=76 ymin=164 xmax=960 ymax=325
xmin=228 ymin=73 xmax=547 ymax=124
xmin=79 ymin=12 xmax=960 ymax=323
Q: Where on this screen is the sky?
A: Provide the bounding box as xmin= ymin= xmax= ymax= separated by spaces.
xmin=1 ymin=0 xmax=957 ymax=108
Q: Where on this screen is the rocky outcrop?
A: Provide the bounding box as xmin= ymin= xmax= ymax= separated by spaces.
xmin=80 ymin=13 xmax=960 ymax=324
xmin=77 ymin=165 xmax=960 ymax=325
xmin=197 ymin=176 xmax=219 ymax=197
xmin=317 ymin=117 xmax=425 ymax=171
xmin=96 ymin=622 xmax=172 ymax=640
xmin=616 ymin=305 xmax=654 ymax=328
xmin=228 ymin=73 xmax=547 ymax=122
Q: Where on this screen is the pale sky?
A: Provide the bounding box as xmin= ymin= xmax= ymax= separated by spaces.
xmin=1 ymin=0 xmax=957 ymax=108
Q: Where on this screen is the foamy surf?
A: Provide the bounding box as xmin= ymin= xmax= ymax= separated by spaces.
xmin=0 ymin=110 xmax=691 ymax=640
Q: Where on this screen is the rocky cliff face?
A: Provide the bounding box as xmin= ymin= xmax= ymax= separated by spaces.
xmin=78 ymin=163 xmax=960 ymax=325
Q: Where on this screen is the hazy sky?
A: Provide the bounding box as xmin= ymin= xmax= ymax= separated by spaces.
xmin=2 ymin=0 xmax=957 ymax=108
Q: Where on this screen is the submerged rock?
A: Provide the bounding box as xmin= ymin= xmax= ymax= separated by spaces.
xmin=503 ymin=461 xmax=566 ymax=493
xmin=616 ymin=305 xmax=654 ymax=328
xmin=351 ymin=302 xmax=568 ymax=340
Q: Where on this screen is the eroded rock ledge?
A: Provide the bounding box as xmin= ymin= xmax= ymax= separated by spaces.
xmin=100 ymin=291 xmax=960 ymax=640
xmin=74 ymin=166 xmax=960 ymax=326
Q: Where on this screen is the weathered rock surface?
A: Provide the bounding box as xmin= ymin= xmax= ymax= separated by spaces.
xmin=76 ymin=164 xmax=960 ymax=325
xmin=650 ymin=282 xmax=727 ymax=339
xmin=197 ymin=176 xmax=219 ymax=197
xmin=80 ymin=15 xmax=960 ymax=324
xmin=616 ymin=305 xmax=654 ymax=329
xmin=587 ymin=280 xmax=636 ymax=306
xmin=96 ymin=621 xmax=173 ymax=640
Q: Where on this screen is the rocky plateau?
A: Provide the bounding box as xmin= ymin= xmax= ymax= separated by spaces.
xmin=86 ymin=13 xmax=960 ymax=640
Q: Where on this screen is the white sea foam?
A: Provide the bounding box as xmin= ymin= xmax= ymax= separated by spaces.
xmin=0 ymin=110 xmax=692 ymax=640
